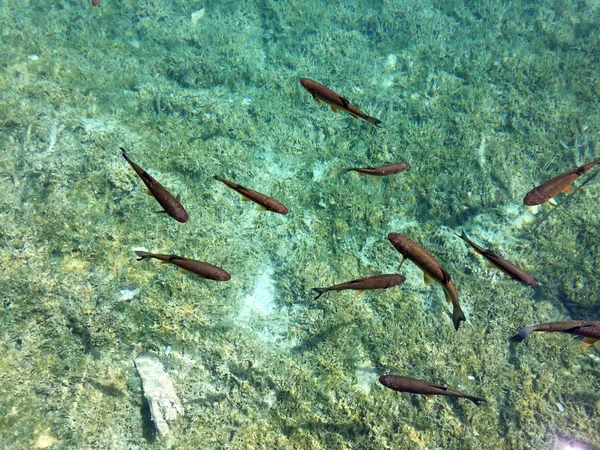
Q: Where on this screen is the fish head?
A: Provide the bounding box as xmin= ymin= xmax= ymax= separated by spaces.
xmin=388 ymin=232 xmax=410 ymax=256
xmin=174 ymin=209 xmax=189 ymax=223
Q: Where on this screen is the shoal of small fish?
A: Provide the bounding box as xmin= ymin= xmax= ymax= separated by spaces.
xmin=121 ymin=78 xmax=599 ymax=408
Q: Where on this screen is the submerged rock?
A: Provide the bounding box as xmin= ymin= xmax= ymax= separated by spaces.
xmin=135 ymin=351 xmax=183 ymax=437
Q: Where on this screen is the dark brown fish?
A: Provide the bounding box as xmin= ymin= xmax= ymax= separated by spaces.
xmin=379 ymin=375 xmax=485 ymax=406
xmin=120 ymin=148 xmax=188 ymax=223
xmin=510 ymin=320 xmax=600 ymax=347
xmin=388 ymin=233 xmax=465 ymax=330
xmin=214 ymin=176 xmax=288 ymax=215
xmin=135 ymin=251 xmax=231 ymax=281
xmin=523 ymin=158 xmax=600 ymax=206
xmin=456 ymin=231 xmax=536 ymax=287
xmin=344 ymin=162 xmax=410 ymax=177
xmin=312 ymin=274 xmax=406 ymax=300
xmin=300 ymin=78 xmax=382 ymax=127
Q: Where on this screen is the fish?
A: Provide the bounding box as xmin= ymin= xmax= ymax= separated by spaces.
xmin=312 ymin=274 xmax=406 ymax=300
xmin=344 ymin=162 xmax=410 ymax=177
xmin=379 ymin=374 xmax=485 ymax=406
xmin=300 ymin=78 xmax=382 ymax=127
xmin=523 ymin=158 xmax=600 ymax=206
xmin=456 ymin=231 xmax=536 ymax=287
xmin=213 ymin=176 xmax=288 ymax=215
xmin=510 ymin=320 xmax=600 ymax=347
xmin=388 ymin=233 xmax=465 ymax=330
xmin=135 ymin=251 xmax=231 ymax=281
xmin=120 ymin=148 xmax=188 ymax=223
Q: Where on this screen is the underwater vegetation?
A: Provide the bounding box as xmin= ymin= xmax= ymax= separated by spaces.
xmin=0 ymin=0 xmax=599 ymax=449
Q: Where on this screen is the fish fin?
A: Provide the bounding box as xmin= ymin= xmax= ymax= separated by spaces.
xmin=452 ymin=305 xmax=466 ymax=331
xmin=548 ymin=198 xmax=558 ymax=207
xmin=356 ymin=290 xmax=364 ymax=295
xmin=179 ymin=269 xmax=189 ymax=274
xmin=350 ymin=113 xmax=358 ymax=119
xmin=146 ymin=189 xmax=153 ymax=196
xmin=331 ymin=106 xmax=339 ymax=113
xmin=509 ymin=327 xmax=532 ymax=342
xmin=562 ymin=186 xmax=573 ymax=194
xmin=398 ymin=256 xmax=406 ymax=270
xmin=339 ymin=96 xmax=350 ymax=107
xmin=375 ymin=177 xmax=381 ymax=182
xmin=401 ymin=392 xmax=410 ymax=401
xmin=312 ymin=95 xmax=321 ymax=104
xmin=366 ymin=116 xmax=383 ymax=128
xmin=582 ymin=337 xmax=597 ymax=348
xmin=154 ymin=210 xmax=168 ymax=214
xmin=258 ymin=205 xmax=267 ymax=211
xmin=425 ymin=395 xmax=434 ymax=399
xmin=134 ymin=250 xmax=153 ymax=261
xmin=530 ymin=205 xmax=540 ymax=215
xmin=312 ymin=288 xmax=326 ymax=300
xmin=241 ymin=196 xmax=252 ymax=201
xmin=423 ymin=273 xmax=432 ymax=286
xmin=486 ymin=262 xmax=497 ymax=269
xmin=357 ymin=172 xmax=365 ymax=177
xmin=468 ymin=396 xmax=485 ymax=406
xmin=176 ymin=193 xmax=181 ymax=201
xmin=160 ymin=261 xmax=169 ymax=264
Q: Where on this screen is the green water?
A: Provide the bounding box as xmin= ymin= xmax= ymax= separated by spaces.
xmin=1 ymin=0 xmax=599 ymax=448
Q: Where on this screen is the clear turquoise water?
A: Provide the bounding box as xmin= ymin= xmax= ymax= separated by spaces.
xmin=0 ymin=0 xmax=599 ymax=448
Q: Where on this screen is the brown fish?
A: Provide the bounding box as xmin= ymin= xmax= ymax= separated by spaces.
xmin=379 ymin=375 xmax=485 ymax=406
xmin=388 ymin=233 xmax=465 ymax=330
xmin=510 ymin=320 xmax=600 ymax=347
xmin=214 ymin=176 xmax=288 ymax=215
xmin=456 ymin=231 xmax=536 ymax=287
xmin=135 ymin=251 xmax=231 ymax=281
xmin=300 ymin=78 xmax=382 ymax=127
xmin=344 ymin=162 xmax=410 ymax=177
xmin=312 ymin=274 xmax=406 ymax=300
xmin=120 ymin=148 xmax=188 ymax=223
xmin=523 ymin=158 xmax=600 ymax=206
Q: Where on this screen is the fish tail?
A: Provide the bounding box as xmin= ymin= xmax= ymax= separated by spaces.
xmin=467 ymin=395 xmax=485 ymax=406
xmin=312 ymin=288 xmax=326 ymax=300
xmin=367 ymin=116 xmax=382 ymax=128
xmin=453 ymin=305 xmax=466 ymax=331
xmin=134 ymin=250 xmax=153 ymax=261
xmin=120 ymin=146 xmax=130 ymax=159
xmin=509 ymin=327 xmax=533 ymax=342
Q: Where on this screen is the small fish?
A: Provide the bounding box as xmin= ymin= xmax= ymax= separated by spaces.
xmin=344 ymin=162 xmax=410 ymax=177
xmin=135 ymin=251 xmax=231 ymax=281
xmin=214 ymin=176 xmax=288 ymax=215
xmin=523 ymin=158 xmax=600 ymax=206
xmin=120 ymin=148 xmax=188 ymax=223
xmin=510 ymin=320 xmax=600 ymax=347
xmin=312 ymin=274 xmax=405 ymax=300
xmin=388 ymin=233 xmax=465 ymax=330
xmin=300 ymin=78 xmax=382 ymax=127
xmin=379 ymin=375 xmax=485 ymax=406
xmin=456 ymin=231 xmax=536 ymax=287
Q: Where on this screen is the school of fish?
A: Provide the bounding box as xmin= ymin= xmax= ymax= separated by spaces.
xmin=119 ymin=78 xmax=600 ymax=411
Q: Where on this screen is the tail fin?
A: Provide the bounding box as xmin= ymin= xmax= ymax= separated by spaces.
xmin=367 ymin=116 xmax=382 ymax=128
xmin=468 ymin=395 xmax=486 ymax=406
xmin=453 ymin=305 xmax=466 ymax=331
xmin=509 ymin=327 xmax=532 ymax=342
xmin=312 ymin=288 xmax=326 ymax=300
xmin=134 ymin=250 xmax=153 ymax=261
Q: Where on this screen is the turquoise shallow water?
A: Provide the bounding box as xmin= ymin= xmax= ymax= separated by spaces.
xmin=1 ymin=0 xmax=599 ymax=448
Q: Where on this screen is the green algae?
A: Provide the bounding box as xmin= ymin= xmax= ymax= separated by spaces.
xmin=1 ymin=0 xmax=599 ymax=448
